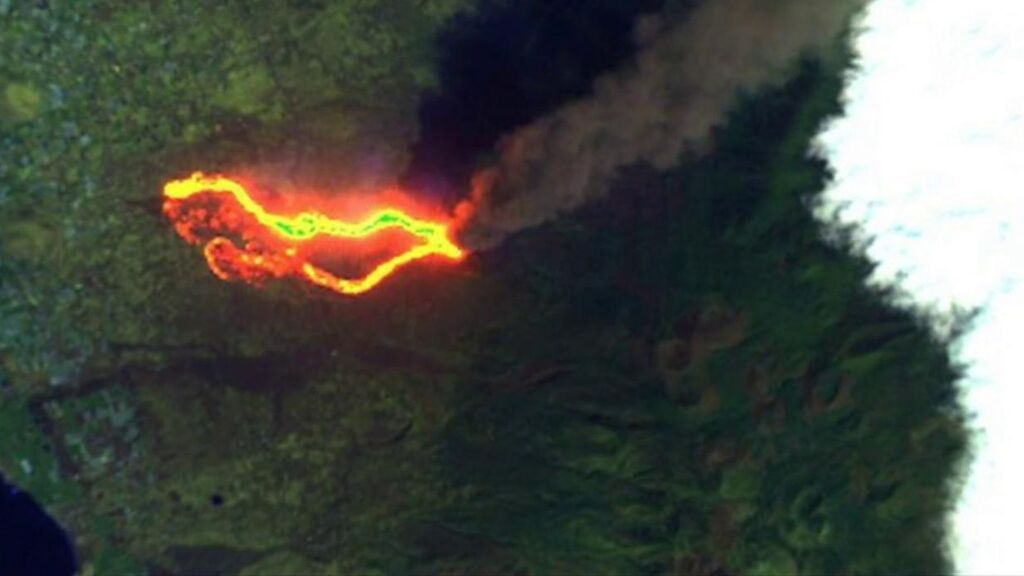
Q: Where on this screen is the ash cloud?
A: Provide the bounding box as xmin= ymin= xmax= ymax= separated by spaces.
xmin=454 ymin=0 xmax=866 ymax=249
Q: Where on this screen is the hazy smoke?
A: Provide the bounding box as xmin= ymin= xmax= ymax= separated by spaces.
xmin=454 ymin=0 xmax=866 ymax=249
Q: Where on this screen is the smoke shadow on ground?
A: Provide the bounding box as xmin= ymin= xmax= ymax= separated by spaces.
xmin=402 ymin=0 xmax=676 ymax=199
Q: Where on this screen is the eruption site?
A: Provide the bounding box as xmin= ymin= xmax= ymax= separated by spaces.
xmin=162 ymin=172 xmax=465 ymax=295
xmin=164 ymin=0 xmax=865 ymax=294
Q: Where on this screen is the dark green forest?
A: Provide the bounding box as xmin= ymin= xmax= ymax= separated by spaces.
xmin=1 ymin=1 xmax=966 ymax=574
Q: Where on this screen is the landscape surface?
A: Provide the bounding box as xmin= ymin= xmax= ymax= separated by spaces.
xmin=0 ymin=1 xmax=966 ymax=574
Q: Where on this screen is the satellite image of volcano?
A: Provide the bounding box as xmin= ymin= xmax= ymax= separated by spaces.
xmin=2 ymin=0 xmax=1018 ymax=574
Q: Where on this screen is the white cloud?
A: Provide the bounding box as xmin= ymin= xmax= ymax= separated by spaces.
xmin=813 ymin=0 xmax=1024 ymax=573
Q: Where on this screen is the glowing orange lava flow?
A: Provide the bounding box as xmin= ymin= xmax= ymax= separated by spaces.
xmin=162 ymin=172 xmax=465 ymax=295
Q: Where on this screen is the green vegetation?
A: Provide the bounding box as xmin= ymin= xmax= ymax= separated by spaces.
xmin=423 ymin=54 xmax=966 ymax=575
xmin=0 ymin=2 xmax=966 ymax=575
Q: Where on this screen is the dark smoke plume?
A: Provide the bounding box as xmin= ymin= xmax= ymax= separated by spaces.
xmin=454 ymin=0 xmax=866 ymax=249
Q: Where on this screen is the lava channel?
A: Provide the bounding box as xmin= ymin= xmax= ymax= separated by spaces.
xmin=162 ymin=172 xmax=466 ymax=295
